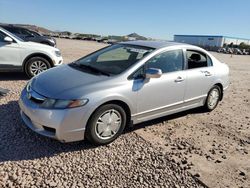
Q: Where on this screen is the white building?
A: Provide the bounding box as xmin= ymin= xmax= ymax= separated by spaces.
xmin=174 ymin=35 xmax=250 ymax=48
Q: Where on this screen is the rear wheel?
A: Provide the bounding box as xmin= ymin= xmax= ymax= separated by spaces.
xmin=86 ymin=104 xmax=127 ymax=145
xmin=204 ymin=85 xmax=221 ymax=111
xmin=25 ymin=57 xmax=51 ymax=78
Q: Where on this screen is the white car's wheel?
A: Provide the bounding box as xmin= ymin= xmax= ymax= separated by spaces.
xmin=86 ymin=104 xmax=127 ymax=145
xmin=25 ymin=57 xmax=51 ymax=78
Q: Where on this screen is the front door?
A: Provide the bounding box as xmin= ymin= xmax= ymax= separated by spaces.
xmin=0 ymin=31 xmax=21 ymax=69
xmin=135 ymin=49 xmax=186 ymax=122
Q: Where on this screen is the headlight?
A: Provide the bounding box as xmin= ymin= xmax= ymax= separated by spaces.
xmin=26 ymin=78 xmax=34 ymax=92
xmin=41 ymin=98 xmax=88 ymax=109
xmin=48 ymin=39 xmax=56 ymax=44
xmin=54 ymin=50 xmax=61 ymax=57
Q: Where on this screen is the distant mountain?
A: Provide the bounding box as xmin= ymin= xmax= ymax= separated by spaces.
xmin=126 ymin=33 xmax=147 ymax=40
xmin=0 ymin=23 xmax=54 ymax=34
xmin=0 ymin=23 xmax=149 ymax=40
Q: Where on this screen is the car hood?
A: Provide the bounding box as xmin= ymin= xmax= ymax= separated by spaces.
xmin=30 ymin=36 xmax=56 ymax=43
xmin=31 ymin=64 xmax=110 ymax=99
xmin=20 ymin=41 xmax=58 ymax=50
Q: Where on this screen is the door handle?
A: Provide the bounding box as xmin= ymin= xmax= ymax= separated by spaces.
xmin=201 ymin=70 xmax=212 ymax=76
xmin=205 ymin=72 xmax=212 ymax=76
xmin=175 ymin=76 xmax=184 ymax=82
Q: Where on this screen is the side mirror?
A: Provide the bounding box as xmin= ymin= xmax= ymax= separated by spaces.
xmin=145 ymin=68 xmax=162 ymax=79
xmin=4 ymin=36 xmax=13 ymax=43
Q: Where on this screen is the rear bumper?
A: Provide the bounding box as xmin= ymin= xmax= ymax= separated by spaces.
xmin=18 ymin=89 xmax=89 ymax=142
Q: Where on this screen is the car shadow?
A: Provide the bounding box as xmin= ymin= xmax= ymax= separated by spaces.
xmin=0 ymin=72 xmax=29 ymax=81
xmin=0 ymin=100 xmax=96 ymax=163
xmin=126 ymin=107 xmax=206 ymax=132
xmin=0 ymin=100 xmax=206 ymax=163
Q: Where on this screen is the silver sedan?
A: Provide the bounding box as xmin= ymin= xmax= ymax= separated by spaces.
xmin=19 ymin=41 xmax=229 ymax=145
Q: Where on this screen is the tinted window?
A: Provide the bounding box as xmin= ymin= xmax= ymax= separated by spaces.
xmin=146 ymin=49 xmax=183 ymax=73
xmin=187 ymin=50 xmax=212 ymax=69
xmin=19 ymin=28 xmax=30 ymax=35
xmin=4 ymin=27 xmax=20 ymax=34
xmin=0 ymin=31 xmax=7 ymax=42
xmin=19 ymin=28 xmax=36 ymax=36
xmin=28 ymin=30 xmax=41 ymax=36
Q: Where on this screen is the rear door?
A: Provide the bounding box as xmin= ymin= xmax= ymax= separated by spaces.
xmin=183 ymin=49 xmax=214 ymax=103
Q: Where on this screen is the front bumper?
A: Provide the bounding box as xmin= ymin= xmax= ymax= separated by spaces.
xmin=53 ymin=56 xmax=63 ymax=67
xmin=18 ymin=89 xmax=89 ymax=142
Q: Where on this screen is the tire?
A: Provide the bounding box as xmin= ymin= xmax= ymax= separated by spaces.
xmin=204 ymin=85 xmax=221 ymax=112
xmin=24 ymin=57 xmax=51 ymax=78
xmin=86 ymin=104 xmax=127 ymax=145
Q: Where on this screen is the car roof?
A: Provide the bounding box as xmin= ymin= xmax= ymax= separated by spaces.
xmin=120 ymin=40 xmax=189 ymax=49
xmin=0 ymin=24 xmax=26 ymax=30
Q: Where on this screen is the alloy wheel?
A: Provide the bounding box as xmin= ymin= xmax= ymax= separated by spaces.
xmin=29 ymin=60 xmax=48 ymax=76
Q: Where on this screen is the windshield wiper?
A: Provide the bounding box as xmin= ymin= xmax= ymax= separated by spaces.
xmin=77 ymin=64 xmax=110 ymax=76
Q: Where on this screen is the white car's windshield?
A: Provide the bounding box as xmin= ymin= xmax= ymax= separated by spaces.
xmin=73 ymin=44 xmax=154 ymax=75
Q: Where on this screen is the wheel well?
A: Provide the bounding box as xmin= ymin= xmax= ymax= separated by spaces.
xmin=89 ymin=100 xmax=132 ymax=127
xmin=214 ymin=83 xmax=223 ymax=100
xmin=22 ymin=53 xmax=53 ymax=71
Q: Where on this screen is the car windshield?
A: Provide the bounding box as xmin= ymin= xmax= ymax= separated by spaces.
xmin=26 ymin=29 xmax=42 ymax=36
xmin=73 ymin=44 xmax=154 ymax=75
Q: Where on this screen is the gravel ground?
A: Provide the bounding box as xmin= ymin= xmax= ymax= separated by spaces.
xmin=0 ymin=39 xmax=204 ymax=187
xmin=136 ymin=52 xmax=250 ymax=187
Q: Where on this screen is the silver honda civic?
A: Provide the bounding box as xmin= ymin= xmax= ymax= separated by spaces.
xmin=19 ymin=40 xmax=229 ymax=145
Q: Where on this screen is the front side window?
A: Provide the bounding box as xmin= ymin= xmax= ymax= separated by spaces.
xmin=186 ymin=50 xmax=212 ymax=69
xmin=0 ymin=31 xmax=7 ymax=42
xmin=146 ymin=49 xmax=184 ymax=73
xmin=74 ymin=44 xmax=154 ymax=75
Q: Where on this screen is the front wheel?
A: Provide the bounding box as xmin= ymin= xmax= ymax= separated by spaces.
xmin=86 ymin=104 xmax=127 ymax=145
xmin=204 ymin=85 xmax=221 ymax=111
xmin=25 ymin=57 xmax=51 ymax=78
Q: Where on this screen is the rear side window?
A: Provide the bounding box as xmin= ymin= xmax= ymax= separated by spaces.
xmin=186 ymin=50 xmax=213 ymax=69
xmin=146 ymin=49 xmax=184 ymax=73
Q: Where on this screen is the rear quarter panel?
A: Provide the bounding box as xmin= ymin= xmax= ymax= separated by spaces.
xmin=210 ymin=56 xmax=230 ymax=90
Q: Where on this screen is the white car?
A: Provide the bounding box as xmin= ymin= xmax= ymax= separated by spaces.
xmin=0 ymin=27 xmax=63 ymax=77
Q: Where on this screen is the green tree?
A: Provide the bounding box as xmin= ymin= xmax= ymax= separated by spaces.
xmin=239 ymin=42 xmax=250 ymax=50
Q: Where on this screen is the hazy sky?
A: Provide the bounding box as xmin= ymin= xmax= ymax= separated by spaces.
xmin=0 ymin=0 xmax=249 ymax=40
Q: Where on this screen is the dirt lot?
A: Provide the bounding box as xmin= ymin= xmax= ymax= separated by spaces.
xmin=0 ymin=38 xmax=249 ymax=187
